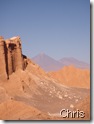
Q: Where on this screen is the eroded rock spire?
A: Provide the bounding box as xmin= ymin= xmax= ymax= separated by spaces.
xmin=0 ymin=36 xmax=27 ymax=81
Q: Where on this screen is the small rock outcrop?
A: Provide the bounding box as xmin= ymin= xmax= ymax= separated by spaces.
xmin=0 ymin=36 xmax=27 ymax=81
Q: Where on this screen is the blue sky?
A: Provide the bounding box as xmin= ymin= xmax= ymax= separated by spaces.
xmin=0 ymin=0 xmax=90 ymax=63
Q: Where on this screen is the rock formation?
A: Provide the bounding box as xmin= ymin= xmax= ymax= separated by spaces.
xmin=0 ymin=36 xmax=7 ymax=81
xmin=0 ymin=36 xmax=27 ymax=80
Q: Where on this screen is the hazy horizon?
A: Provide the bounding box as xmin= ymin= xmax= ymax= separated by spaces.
xmin=0 ymin=0 xmax=90 ymax=63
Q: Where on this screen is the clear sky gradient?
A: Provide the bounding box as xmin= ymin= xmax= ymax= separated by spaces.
xmin=0 ymin=0 xmax=90 ymax=63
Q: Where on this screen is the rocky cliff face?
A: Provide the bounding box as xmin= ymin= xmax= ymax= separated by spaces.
xmin=0 ymin=36 xmax=7 ymax=81
xmin=0 ymin=36 xmax=27 ymax=80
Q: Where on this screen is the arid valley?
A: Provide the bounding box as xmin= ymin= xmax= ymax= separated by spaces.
xmin=0 ymin=36 xmax=90 ymax=120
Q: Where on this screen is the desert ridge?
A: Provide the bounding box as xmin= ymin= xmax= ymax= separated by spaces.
xmin=49 ymin=65 xmax=90 ymax=89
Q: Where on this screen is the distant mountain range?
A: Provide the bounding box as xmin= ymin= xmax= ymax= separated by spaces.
xmin=32 ymin=53 xmax=64 ymax=71
xmin=59 ymin=57 xmax=89 ymax=69
xmin=32 ymin=53 xmax=90 ymax=72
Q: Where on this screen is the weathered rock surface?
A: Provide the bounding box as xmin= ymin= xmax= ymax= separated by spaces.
xmin=0 ymin=36 xmax=27 ymax=80
xmin=0 ymin=36 xmax=7 ymax=81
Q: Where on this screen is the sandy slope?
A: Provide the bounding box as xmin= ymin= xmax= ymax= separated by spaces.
xmin=0 ymin=60 xmax=90 ymax=120
xmin=74 ymin=95 xmax=90 ymax=120
xmin=0 ymin=100 xmax=53 ymax=120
